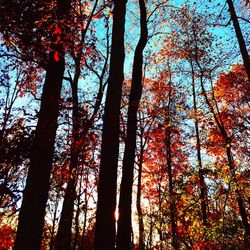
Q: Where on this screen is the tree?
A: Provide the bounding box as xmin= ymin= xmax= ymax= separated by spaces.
xmin=160 ymin=6 xmax=210 ymax=243
xmin=55 ymin=1 xmax=101 ymax=249
xmin=116 ymin=0 xmax=148 ymax=249
xmin=140 ymin=71 xmax=188 ymax=249
xmin=190 ymin=60 xmax=208 ymax=228
xmin=13 ymin=1 xmax=71 ymax=249
xmin=194 ymin=48 xmax=250 ymax=245
xmin=94 ymin=0 xmax=128 ymax=249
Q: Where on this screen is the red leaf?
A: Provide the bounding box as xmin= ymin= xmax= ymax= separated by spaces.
xmin=54 ymin=51 xmax=60 ymax=62
xmin=93 ymin=13 xmax=102 ymax=19
xmin=53 ymin=26 xmax=62 ymax=35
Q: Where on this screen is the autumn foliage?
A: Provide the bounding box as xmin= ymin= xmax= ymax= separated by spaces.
xmin=0 ymin=0 xmax=249 ymax=249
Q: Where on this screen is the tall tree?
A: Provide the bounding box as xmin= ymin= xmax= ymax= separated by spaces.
xmin=94 ymin=0 xmax=128 ymax=249
xmin=55 ymin=1 xmax=99 ymax=249
xmin=191 ymin=21 xmax=250 ymax=239
xmin=116 ymin=0 xmax=148 ymax=249
xmin=136 ymin=109 xmax=151 ymax=250
xmin=164 ymin=68 xmax=179 ymax=250
xmin=190 ymin=60 xmax=208 ymax=228
xmin=14 ymin=1 xmax=71 ymax=249
xmin=54 ymin=63 xmax=80 ymax=250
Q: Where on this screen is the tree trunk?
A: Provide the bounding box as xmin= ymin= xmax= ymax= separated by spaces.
xmin=14 ymin=2 xmax=70 ymax=249
xmin=94 ymin=1 xmax=128 ymax=249
xmin=137 ymin=129 xmax=145 ymax=250
xmin=49 ymin=191 xmax=60 ymax=250
xmin=190 ymin=62 xmax=208 ymax=227
xmin=148 ymin=214 xmax=153 ymax=249
xmin=116 ymin=0 xmax=148 ymax=249
xmin=79 ymin=161 xmax=89 ymax=250
xmin=14 ymin=0 xmax=70 ymax=250
xmin=166 ymin=124 xmax=178 ymax=250
xmin=165 ymin=75 xmax=178 ymax=250
xmin=14 ymin=59 xmax=65 ymax=250
xmin=80 ymin=199 xmax=88 ymax=249
xmin=13 ymin=28 xmax=67 ymax=250
xmin=55 ymin=57 xmax=80 ymax=250
xmin=72 ymin=166 xmax=84 ymax=250
xmin=226 ymin=0 xmax=250 ymax=81
xmin=226 ymin=143 xmax=250 ymax=241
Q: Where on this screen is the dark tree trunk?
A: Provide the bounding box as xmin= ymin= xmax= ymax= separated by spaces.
xmin=80 ymin=196 xmax=88 ymax=249
xmin=116 ymin=0 xmax=148 ymax=249
xmin=137 ymin=130 xmax=145 ymax=250
xmin=55 ymin=58 xmax=80 ymax=250
xmin=56 ymin=16 xmax=107 ymax=247
xmin=14 ymin=55 xmax=64 ymax=250
xmin=79 ymin=169 xmax=89 ymax=250
xmin=226 ymin=0 xmax=250 ymax=81
xmin=226 ymin=143 xmax=250 ymax=241
xmin=14 ymin=2 xmax=70 ymax=249
xmin=49 ymin=191 xmax=60 ymax=250
xmin=165 ymin=76 xmax=178 ymax=250
xmin=190 ymin=62 xmax=208 ymax=227
xmin=166 ymin=125 xmax=178 ymax=250
xmin=55 ymin=105 xmax=78 ymax=250
xmin=72 ymin=167 xmax=84 ymax=250
xmin=148 ymin=215 xmax=153 ymax=249
xmin=94 ymin=1 xmax=128 ymax=249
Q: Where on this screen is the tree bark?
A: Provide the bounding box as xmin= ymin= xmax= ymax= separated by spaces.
xmin=226 ymin=0 xmax=250 ymax=81
xmin=94 ymin=1 xmax=128 ymax=249
xmin=79 ymin=167 xmax=89 ymax=250
xmin=116 ymin=0 xmax=148 ymax=249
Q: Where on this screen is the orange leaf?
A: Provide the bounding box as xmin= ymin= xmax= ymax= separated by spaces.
xmin=93 ymin=13 xmax=102 ymax=19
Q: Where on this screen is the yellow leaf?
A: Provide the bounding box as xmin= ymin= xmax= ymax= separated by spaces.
xmin=225 ymin=175 xmax=230 ymax=184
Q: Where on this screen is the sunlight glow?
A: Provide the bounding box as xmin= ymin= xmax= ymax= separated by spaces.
xmin=115 ymin=207 xmax=119 ymax=222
